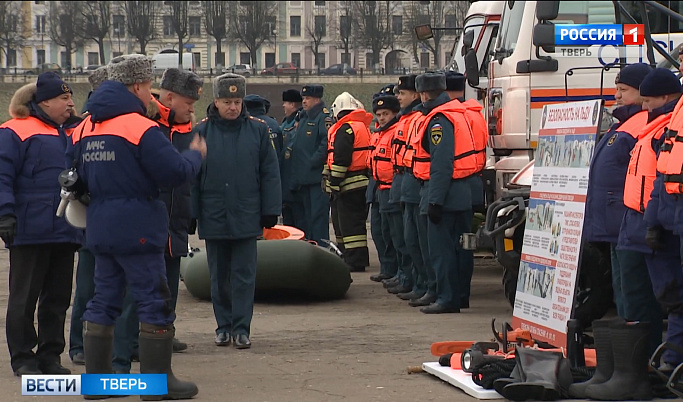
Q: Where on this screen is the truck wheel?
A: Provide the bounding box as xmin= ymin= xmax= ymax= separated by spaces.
xmin=573 ymin=241 xmax=613 ymax=328
xmin=503 ymin=268 xmax=518 ymax=306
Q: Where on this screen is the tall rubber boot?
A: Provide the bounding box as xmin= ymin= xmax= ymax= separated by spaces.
xmin=493 ymin=356 xmax=525 ymax=396
xmin=500 ymin=348 xmax=572 ymax=401
xmin=584 ymin=321 xmax=652 ymax=401
xmin=568 ymin=318 xmax=621 ymax=398
xmin=83 ymin=321 xmax=115 ymax=400
xmin=138 ymin=323 xmax=198 ymax=401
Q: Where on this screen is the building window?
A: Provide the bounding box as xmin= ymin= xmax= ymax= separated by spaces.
xmin=7 ymin=49 xmax=16 ymax=67
xmin=289 ymin=0 xmax=301 ymax=5
xmin=88 ymin=52 xmax=99 ymax=66
xmin=340 ymin=15 xmax=350 ymax=37
xmin=189 ymin=16 xmax=201 ymax=36
xmin=420 ymin=52 xmax=429 ymax=68
xmin=392 ymin=15 xmax=402 ymax=35
xmin=34 ymin=1 xmax=44 ymax=4
xmin=215 ymin=52 xmax=225 ymax=67
xmin=238 ymin=16 xmax=248 ymax=33
xmin=35 ymin=15 xmax=46 ymax=34
xmin=163 ymin=16 xmax=173 ymax=36
xmin=265 ymin=16 xmax=276 ymax=35
xmin=113 ymin=51 xmax=123 ymax=58
xmin=61 ymin=51 xmax=70 ymax=69
xmin=445 ymin=14 xmax=457 ymax=29
xmin=36 ymin=49 xmax=45 ymax=65
xmin=314 ymin=15 xmax=326 ymax=36
xmin=240 ymin=52 xmax=250 ymax=65
xmin=193 ymin=52 xmax=201 ymax=68
xmin=291 ymin=52 xmax=300 ymax=67
xmin=316 ymin=53 xmax=325 ymax=68
xmin=290 ymin=15 xmax=301 ymax=37
xmin=341 ymin=52 xmax=350 ymax=65
xmin=113 ymin=15 xmax=125 ymax=35
xmin=314 ymin=1 xmax=325 ymax=5
xmin=265 ymin=52 xmax=275 ymax=68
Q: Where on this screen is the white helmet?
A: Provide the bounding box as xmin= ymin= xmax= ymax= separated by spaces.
xmin=331 ymin=92 xmax=364 ymax=119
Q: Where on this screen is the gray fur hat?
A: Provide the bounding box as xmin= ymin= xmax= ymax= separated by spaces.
xmin=161 ymin=68 xmax=203 ymax=100
xmin=415 ymin=72 xmax=446 ymax=92
xmin=213 ymin=73 xmax=246 ymax=99
xmin=108 ymin=54 xmax=153 ymax=85
xmin=88 ymin=66 xmax=109 ymax=91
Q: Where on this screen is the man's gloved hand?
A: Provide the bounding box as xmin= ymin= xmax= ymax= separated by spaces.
xmin=188 ymin=218 xmax=197 ymax=235
xmin=0 ymin=215 xmax=17 ymax=246
xmin=260 ymin=215 xmax=278 ymax=229
xmin=428 ymin=204 xmax=443 ymax=224
xmin=645 ymin=225 xmax=666 ymax=250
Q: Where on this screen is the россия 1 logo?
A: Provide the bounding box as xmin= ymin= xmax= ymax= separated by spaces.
xmin=554 ymin=24 xmax=644 ymax=46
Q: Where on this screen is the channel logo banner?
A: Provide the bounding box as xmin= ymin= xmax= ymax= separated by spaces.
xmin=22 ymin=374 xmax=167 ymax=396
xmin=555 ymin=24 xmax=645 ymax=46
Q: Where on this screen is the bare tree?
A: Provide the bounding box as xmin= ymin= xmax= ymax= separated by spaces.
xmin=306 ymin=14 xmax=325 ymax=69
xmin=202 ymin=0 xmax=228 ymax=68
xmin=337 ymin=1 xmax=355 ymax=65
xmin=229 ymin=1 xmax=278 ymax=69
xmin=168 ymin=1 xmax=189 ymax=67
xmin=79 ymin=1 xmax=111 ymax=65
xmin=0 ymin=1 xmax=24 ymax=69
xmin=47 ymin=1 xmax=84 ymax=71
xmin=124 ymin=0 xmax=160 ymax=54
xmin=351 ymin=1 xmax=396 ymax=71
xmin=403 ymin=1 xmax=429 ymax=65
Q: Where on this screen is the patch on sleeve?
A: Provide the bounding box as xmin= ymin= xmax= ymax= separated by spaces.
xmin=430 ymin=124 xmax=443 ymax=145
xmin=325 ymin=117 xmax=333 ymax=130
xmin=346 ymin=127 xmax=353 ymax=134
xmin=607 ymin=133 xmax=617 ymax=146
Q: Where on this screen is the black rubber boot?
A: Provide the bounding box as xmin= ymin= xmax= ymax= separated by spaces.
xmin=493 ymin=356 xmax=524 ymax=395
xmin=584 ymin=321 xmax=653 ymax=401
xmin=83 ymin=321 xmax=115 ymax=400
xmin=568 ymin=318 xmax=621 ymax=398
xmin=139 ymin=323 xmax=198 ymax=401
xmin=500 ymin=348 xmax=572 ymax=401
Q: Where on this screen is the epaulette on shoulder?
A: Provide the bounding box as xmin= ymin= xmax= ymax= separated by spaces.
xmin=249 ymin=116 xmax=267 ymax=125
xmin=199 ymin=116 xmax=209 ymax=124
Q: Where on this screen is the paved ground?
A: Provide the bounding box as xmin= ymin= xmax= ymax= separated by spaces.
xmin=0 ymin=234 xmax=516 ymax=401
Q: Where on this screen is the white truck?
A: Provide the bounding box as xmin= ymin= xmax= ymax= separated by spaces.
xmin=480 ymin=0 xmax=683 ymax=327
xmin=152 ymin=50 xmax=194 ymax=74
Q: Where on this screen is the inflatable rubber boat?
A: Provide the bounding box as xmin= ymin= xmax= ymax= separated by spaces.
xmin=180 ymin=225 xmax=352 ymax=301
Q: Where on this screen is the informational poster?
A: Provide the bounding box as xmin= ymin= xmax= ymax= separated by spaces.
xmin=511 ymin=99 xmax=602 ymax=347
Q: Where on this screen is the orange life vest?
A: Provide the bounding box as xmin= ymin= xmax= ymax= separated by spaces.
xmin=372 ymin=123 xmax=399 ymax=190
xmin=367 ymin=130 xmax=380 ymax=170
xmin=401 ymin=112 xmax=426 ymax=170
xmin=0 ymin=116 xmax=61 ymax=141
xmin=412 ymin=100 xmax=485 ymax=181
xmin=392 ymin=111 xmax=421 ymax=171
xmin=326 ymin=109 xmax=372 ymax=173
xmin=657 ymin=98 xmax=683 ymax=194
xmin=623 ymin=113 xmax=672 ymax=212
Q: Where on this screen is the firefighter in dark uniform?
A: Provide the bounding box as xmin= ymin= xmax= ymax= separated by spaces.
xmin=290 ymin=85 xmax=333 ymax=244
xmin=111 ymin=68 xmax=203 ymax=374
xmin=76 ymin=54 xmax=203 ymax=399
xmin=326 ymin=92 xmax=372 ymax=271
xmin=280 ymin=89 xmax=306 ymax=229
xmin=413 ymin=72 xmax=480 ymax=314
xmin=0 ymin=72 xmax=82 ymax=376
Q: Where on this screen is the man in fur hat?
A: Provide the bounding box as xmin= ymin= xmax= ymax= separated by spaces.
xmin=191 ymin=73 xmax=281 ymax=349
xmin=0 ymin=72 xmax=83 ymax=375
xmin=111 ymin=67 xmax=204 ymax=374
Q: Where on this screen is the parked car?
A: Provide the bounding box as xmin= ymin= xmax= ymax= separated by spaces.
xmin=261 ymin=62 xmax=298 ymax=75
xmin=319 ymin=64 xmax=357 ymax=75
xmin=25 ymin=63 xmax=62 ymax=75
xmin=223 ymin=64 xmax=252 ymax=76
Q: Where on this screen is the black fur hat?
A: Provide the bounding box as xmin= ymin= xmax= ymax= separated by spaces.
xmin=396 ymin=75 xmax=418 ymax=92
xmin=372 ymin=95 xmax=400 ymax=114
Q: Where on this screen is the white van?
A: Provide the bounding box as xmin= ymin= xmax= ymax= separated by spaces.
xmin=152 ymin=50 xmax=194 ymax=73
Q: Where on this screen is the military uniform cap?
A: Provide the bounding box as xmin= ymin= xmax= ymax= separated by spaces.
xmin=396 ymin=75 xmax=418 ymax=92
xmin=213 ymin=73 xmax=246 ymax=99
xmin=161 ymin=68 xmax=204 ymax=100
xmin=415 ymin=72 xmax=446 ymax=92
xmin=301 ymin=85 xmax=323 ymax=98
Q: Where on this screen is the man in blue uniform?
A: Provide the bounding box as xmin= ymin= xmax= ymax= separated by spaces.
xmin=76 ymin=54 xmax=203 ymax=399
xmin=280 ymin=89 xmax=306 ymax=229
xmin=111 ymin=68 xmax=204 ymax=374
xmin=192 ymin=73 xmax=281 ymax=349
xmin=414 ymin=72 xmax=474 ymax=314
xmin=245 ymin=94 xmax=283 ymax=157
xmin=0 ymin=72 xmax=82 ymax=376
xmin=290 ymin=85 xmax=333 ymax=244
